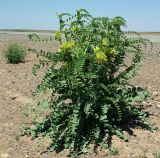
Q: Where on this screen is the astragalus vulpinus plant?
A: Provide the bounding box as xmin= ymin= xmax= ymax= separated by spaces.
xmin=25 ymin=9 xmax=154 ymax=157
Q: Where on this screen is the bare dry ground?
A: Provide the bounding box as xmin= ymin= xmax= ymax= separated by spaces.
xmin=0 ymin=33 xmax=160 ymax=158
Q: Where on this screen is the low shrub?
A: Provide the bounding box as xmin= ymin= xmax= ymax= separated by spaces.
xmin=23 ymin=9 xmax=154 ymax=157
xmin=4 ymin=42 xmax=26 ymax=64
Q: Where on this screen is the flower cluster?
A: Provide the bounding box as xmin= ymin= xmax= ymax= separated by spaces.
xmin=55 ymin=31 xmax=62 ymax=41
xmin=109 ymin=48 xmax=116 ymax=57
xmin=102 ymin=38 xmax=110 ymax=46
xmin=58 ymin=42 xmax=75 ymax=52
xmin=96 ymin=51 xmax=107 ymax=62
xmin=94 ymin=38 xmax=116 ymax=63
xmin=71 ymin=26 xmax=80 ymax=32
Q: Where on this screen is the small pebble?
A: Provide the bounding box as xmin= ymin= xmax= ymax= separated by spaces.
xmin=10 ymin=96 xmax=17 ymax=100
xmin=156 ymin=104 xmax=160 ymax=108
xmin=153 ymin=91 xmax=159 ymax=97
xmin=1 ymin=153 xmax=9 ymax=158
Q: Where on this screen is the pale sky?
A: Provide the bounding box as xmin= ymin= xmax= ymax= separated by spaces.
xmin=0 ymin=0 xmax=160 ymax=31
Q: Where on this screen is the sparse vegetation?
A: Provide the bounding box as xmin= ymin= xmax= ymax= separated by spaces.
xmin=4 ymin=42 xmax=26 ymax=64
xmin=153 ymin=151 xmax=160 ymax=158
xmin=109 ymin=147 xmax=119 ymax=155
xmin=138 ymin=148 xmax=148 ymax=158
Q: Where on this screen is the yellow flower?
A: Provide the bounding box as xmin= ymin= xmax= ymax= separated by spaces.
xmin=96 ymin=51 xmax=107 ymax=63
xmin=94 ymin=46 xmax=101 ymax=53
xmin=104 ymin=48 xmax=116 ymax=57
xmin=59 ymin=42 xmax=75 ymax=52
xmin=110 ymin=48 xmax=116 ymax=57
xmin=57 ymin=48 xmax=61 ymax=53
xmin=102 ymin=38 xmax=110 ymax=46
xmin=71 ymin=26 xmax=79 ymax=32
xmin=55 ymin=31 xmax=62 ymax=39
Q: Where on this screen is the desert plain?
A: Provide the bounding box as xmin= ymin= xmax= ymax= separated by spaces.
xmin=0 ymin=31 xmax=160 ymax=158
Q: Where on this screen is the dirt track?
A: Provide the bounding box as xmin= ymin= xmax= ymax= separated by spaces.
xmin=0 ymin=33 xmax=160 ymax=158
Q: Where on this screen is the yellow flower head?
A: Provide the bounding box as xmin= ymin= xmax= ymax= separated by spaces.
xmin=110 ymin=48 xmax=116 ymax=57
xmin=96 ymin=51 xmax=107 ymax=63
xmin=102 ymin=38 xmax=110 ymax=46
xmin=55 ymin=31 xmax=62 ymax=39
xmin=105 ymin=47 xmax=116 ymax=58
xmin=94 ymin=46 xmax=101 ymax=53
xmin=59 ymin=42 xmax=75 ymax=52
xmin=71 ymin=26 xmax=80 ymax=32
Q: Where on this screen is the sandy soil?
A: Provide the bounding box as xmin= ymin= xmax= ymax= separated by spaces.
xmin=0 ymin=33 xmax=160 ymax=158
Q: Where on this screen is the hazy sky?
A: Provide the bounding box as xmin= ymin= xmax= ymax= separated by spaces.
xmin=0 ymin=0 xmax=160 ymax=31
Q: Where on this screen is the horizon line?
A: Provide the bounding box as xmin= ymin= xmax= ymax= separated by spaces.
xmin=0 ymin=29 xmax=160 ymax=33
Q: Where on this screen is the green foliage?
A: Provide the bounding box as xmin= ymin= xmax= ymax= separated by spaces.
xmin=25 ymin=9 xmax=154 ymax=157
xmin=4 ymin=42 xmax=26 ymax=64
xmin=28 ymin=34 xmax=54 ymax=42
xmin=109 ymin=147 xmax=119 ymax=155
